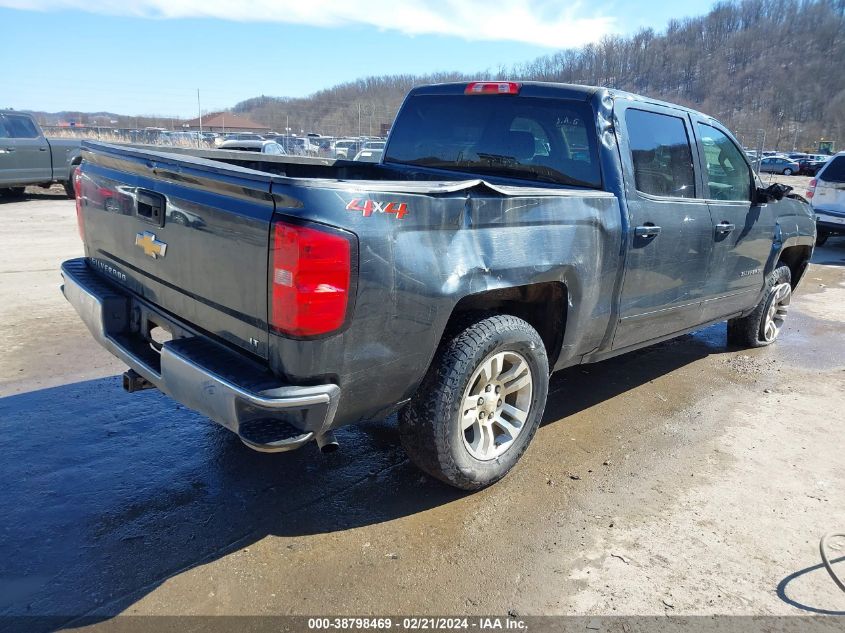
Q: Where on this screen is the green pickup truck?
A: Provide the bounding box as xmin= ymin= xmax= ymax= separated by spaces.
xmin=0 ymin=111 xmax=82 ymax=198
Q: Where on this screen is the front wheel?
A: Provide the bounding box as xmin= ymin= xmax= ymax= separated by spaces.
xmin=783 ymin=168 xmax=793 ymax=175
xmin=399 ymin=314 xmax=549 ymax=490
xmin=727 ymin=265 xmax=792 ymax=347
xmin=816 ymin=231 xmax=829 ymax=246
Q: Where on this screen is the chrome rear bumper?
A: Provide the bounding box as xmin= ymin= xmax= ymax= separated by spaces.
xmin=61 ymin=258 xmax=340 ymax=452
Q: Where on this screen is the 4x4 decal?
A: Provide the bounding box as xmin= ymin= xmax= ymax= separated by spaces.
xmin=346 ymin=199 xmax=409 ymax=219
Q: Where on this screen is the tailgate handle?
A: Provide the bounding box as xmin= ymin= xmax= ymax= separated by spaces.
xmin=136 ymin=190 xmax=166 ymax=226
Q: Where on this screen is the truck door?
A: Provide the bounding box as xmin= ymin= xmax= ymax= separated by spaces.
xmin=613 ymin=104 xmax=714 ymax=350
xmin=692 ymin=121 xmax=775 ymax=320
xmin=1 ymin=114 xmax=52 ymax=185
xmin=0 ymin=116 xmax=18 ymax=186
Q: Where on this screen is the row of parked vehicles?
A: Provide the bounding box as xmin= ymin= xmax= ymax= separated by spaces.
xmin=745 ymin=149 xmax=832 ymax=176
xmin=209 ymin=132 xmax=387 ymax=162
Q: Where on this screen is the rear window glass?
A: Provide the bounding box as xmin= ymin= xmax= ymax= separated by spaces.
xmin=819 ymin=156 xmax=845 ymax=182
xmin=384 ymin=95 xmax=601 ymax=188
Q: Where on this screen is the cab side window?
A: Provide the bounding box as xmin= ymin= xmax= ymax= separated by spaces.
xmin=697 ymin=123 xmax=751 ymax=201
xmin=626 ymin=109 xmax=696 ymax=199
xmin=4 ymin=115 xmax=39 ymax=139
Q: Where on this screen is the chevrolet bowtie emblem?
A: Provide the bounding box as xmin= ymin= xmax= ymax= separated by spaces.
xmin=135 ymin=231 xmax=167 ymax=259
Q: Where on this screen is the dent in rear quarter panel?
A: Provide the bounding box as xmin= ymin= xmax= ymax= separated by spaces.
xmin=268 ymin=180 xmax=622 ymax=428
xmin=767 ymin=198 xmax=817 ymax=288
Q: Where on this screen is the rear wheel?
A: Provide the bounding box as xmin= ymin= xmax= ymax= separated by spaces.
xmin=727 ymin=265 xmax=792 ymax=348
xmin=399 ymin=314 xmax=549 ymax=490
xmin=816 ymin=231 xmax=829 ymax=246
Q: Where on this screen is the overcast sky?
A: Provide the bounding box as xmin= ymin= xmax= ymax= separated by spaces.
xmin=0 ymin=0 xmax=718 ymax=116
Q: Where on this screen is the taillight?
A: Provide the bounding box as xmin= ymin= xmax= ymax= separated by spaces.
xmin=73 ymin=166 xmax=84 ymax=240
xmin=465 ymin=81 xmax=521 ymax=95
xmin=806 ymin=178 xmax=817 ymax=199
xmin=270 ymin=219 xmax=354 ymax=337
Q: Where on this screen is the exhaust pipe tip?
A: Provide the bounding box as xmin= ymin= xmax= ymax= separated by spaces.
xmin=315 ymin=430 xmax=339 ymax=454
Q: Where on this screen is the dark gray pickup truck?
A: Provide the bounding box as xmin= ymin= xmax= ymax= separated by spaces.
xmin=61 ymin=81 xmax=815 ymax=489
xmin=0 ymin=110 xmax=81 ymax=198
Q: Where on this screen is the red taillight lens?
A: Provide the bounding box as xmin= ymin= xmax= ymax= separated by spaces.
xmin=806 ymin=178 xmax=817 ymax=199
xmin=73 ymin=166 xmax=84 ymax=240
xmin=270 ymin=220 xmax=353 ymax=337
xmin=465 ymin=81 xmax=521 ymax=95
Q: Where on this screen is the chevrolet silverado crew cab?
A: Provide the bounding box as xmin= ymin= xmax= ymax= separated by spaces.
xmin=0 ymin=110 xmax=82 ymax=198
xmin=61 ymin=82 xmax=815 ymax=490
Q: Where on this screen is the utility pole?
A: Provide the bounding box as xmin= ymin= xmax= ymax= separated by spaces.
xmin=358 ymin=103 xmax=362 ymax=138
xmin=197 ymin=89 xmax=203 ymax=148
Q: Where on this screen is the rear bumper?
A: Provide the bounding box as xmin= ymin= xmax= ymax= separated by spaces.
xmin=814 ymin=210 xmax=845 ymax=234
xmin=60 ymin=258 xmax=340 ymax=452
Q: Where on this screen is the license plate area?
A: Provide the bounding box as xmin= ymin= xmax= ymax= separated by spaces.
xmin=129 ymin=300 xmax=193 ymax=356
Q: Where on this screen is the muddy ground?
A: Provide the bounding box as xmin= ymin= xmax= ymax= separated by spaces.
xmin=0 ymin=181 xmax=843 ymax=628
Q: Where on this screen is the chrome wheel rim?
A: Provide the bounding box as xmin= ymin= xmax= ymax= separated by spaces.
xmin=761 ymin=282 xmax=791 ymax=343
xmin=460 ymin=351 xmax=533 ymax=461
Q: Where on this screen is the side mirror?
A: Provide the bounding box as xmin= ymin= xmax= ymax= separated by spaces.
xmin=754 ymin=182 xmax=792 ymax=204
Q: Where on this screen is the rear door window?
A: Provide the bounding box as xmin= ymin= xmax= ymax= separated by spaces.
xmin=819 ymin=156 xmax=845 ymax=182
xmin=696 ymin=123 xmax=751 ymax=201
xmin=625 ymin=109 xmax=696 ymax=198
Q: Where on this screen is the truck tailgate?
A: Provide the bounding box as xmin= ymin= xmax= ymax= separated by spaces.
xmin=78 ymin=142 xmax=275 ymax=358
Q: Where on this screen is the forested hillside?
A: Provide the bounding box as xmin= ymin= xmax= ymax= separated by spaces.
xmin=235 ymin=0 xmax=845 ymax=150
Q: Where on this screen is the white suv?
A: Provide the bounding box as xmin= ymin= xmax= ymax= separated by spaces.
xmin=807 ymin=151 xmax=845 ymax=245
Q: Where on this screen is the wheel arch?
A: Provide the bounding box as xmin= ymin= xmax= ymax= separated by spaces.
xmin=443 ymin=281 xmax=568 ymax=370
xmin=777 ymin=244 xmax=812 ymax=289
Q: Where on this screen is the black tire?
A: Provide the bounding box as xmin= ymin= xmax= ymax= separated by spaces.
xmin=399 ymin=314 xmax=549 ymax=490
xmin=1 ymin=187 xmax=26 ymax=198
xmin=727 ymin=265 xmax=792 ymax=348
xmin=783 ymin=168 xmax=793 ymax=176
xmin=816 ymin=231 xmax=829 ymax=246
xmin=64 ymin=164 xmax=79 ymax=198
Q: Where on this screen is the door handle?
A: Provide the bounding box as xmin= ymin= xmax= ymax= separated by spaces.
xmin=39 ymin=147 xmax=48 ymax=151
xmin=716 ymin=221 xmax=736 ymax=234
xmin=634 ymin=224 xmax=661 ymax=238
xmin=3 ymin=147 xmax=15 ymax=152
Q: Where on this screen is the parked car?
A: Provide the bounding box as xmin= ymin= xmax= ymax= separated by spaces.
xmin=218 ymin=140 xmax=287 ymax=155
xmin=362 ymin=141 xmax=386 ymax=151
xmin=333 ymin=139 xmax=362 ymax=159
xmin=62 ymin=81 xmax=814 ymax=490
xmin=223 ymin=133 xmax=265 ymax=142
xmin=757 ymin=156 xmax=801 ymax=175
xmin=807 ymin=152 xmax=845 ymax=245
xmin=353 ymin=148 xmax=383 ymax=163
xmin=0 ymin=110 xmax=81 ymax=198
xmin=798 ymin=156 xmax=828 ymax=176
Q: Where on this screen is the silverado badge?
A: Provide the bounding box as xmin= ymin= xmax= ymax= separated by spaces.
xmin=135 ymin=231 xmax=167 ymax=259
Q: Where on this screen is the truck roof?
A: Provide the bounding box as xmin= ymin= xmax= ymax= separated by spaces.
xmin=409 ymin=81 xmax=715 ymax=123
